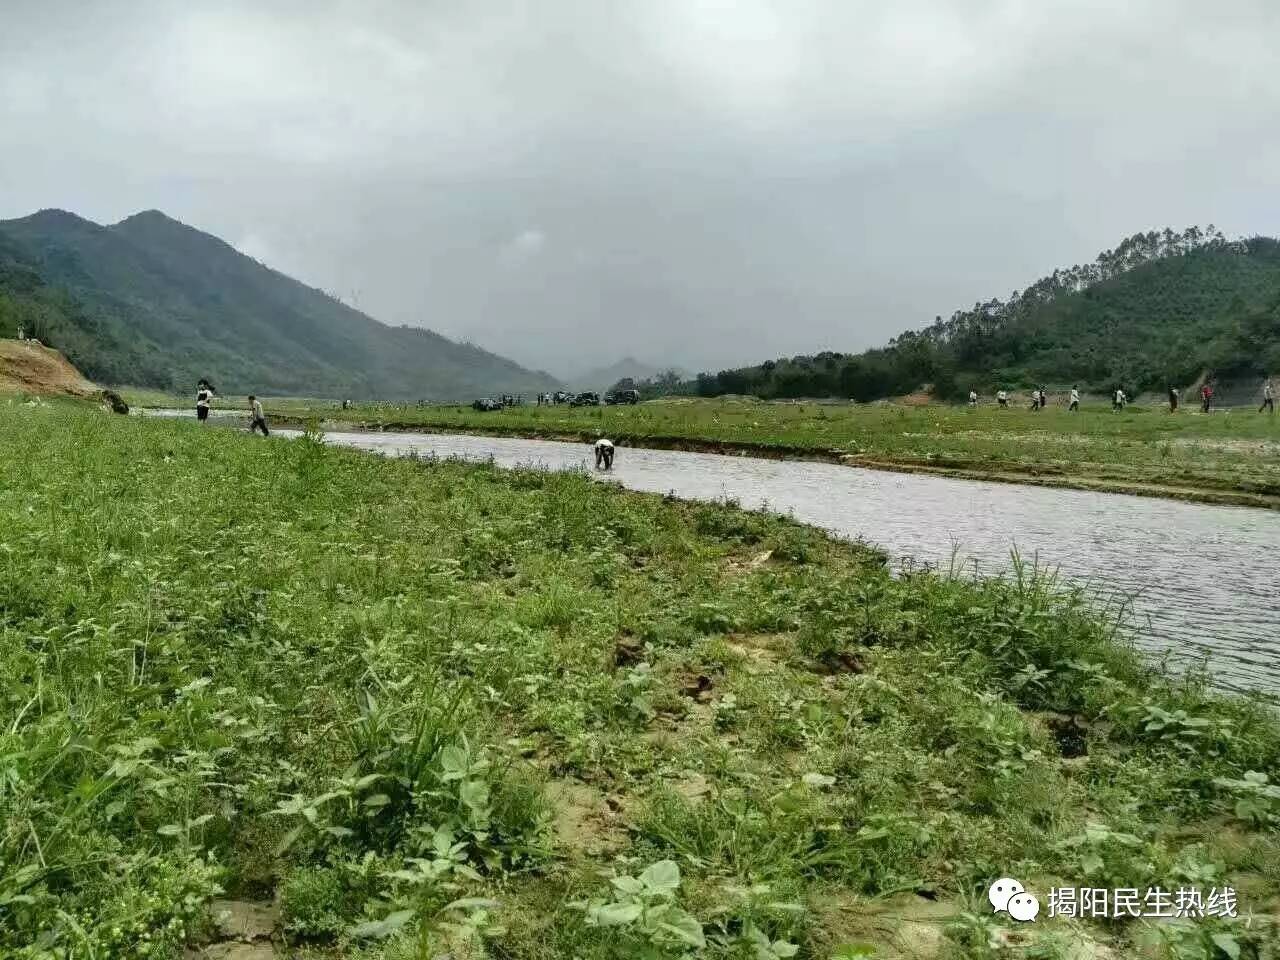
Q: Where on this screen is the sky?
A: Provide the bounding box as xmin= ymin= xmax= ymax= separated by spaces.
xmin=3 ymin=0 xmax=1280 ymax=377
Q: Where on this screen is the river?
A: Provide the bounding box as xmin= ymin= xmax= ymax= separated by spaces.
xmin=149 ymin=412 xmax=1280 ymax=693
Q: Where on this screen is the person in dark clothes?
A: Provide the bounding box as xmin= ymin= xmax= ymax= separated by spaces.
xmin=196 ymin=380 xmax=214 ymax=422
xmin=248 ymin=395 xmax=269 ymax=436
xmin=1262 ymin=379 xmax=1275 ymax=414
xmin=1169 ymin=386 xmax=1179 ymax=412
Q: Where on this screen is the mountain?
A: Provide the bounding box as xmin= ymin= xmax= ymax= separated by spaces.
xmin=0 ymin=209 xmax=560 ymax=399
xmin=689 ymin=227 xmax=1280 ymax=401
xmin=567 ymin=357 xmax=687 ymax=392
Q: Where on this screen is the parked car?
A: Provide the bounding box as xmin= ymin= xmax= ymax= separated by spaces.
xmin=570 ymin=391 xmax=600 ymax=406
xmin=616 ymin=389 xmax=639 ymax=404
xmin=472 ymin=397 xmax=503 ymax=411
xmin=552 ymin=390 xmax=573 ymax=404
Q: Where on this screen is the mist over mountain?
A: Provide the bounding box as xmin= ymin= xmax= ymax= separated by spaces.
xmin=566 ymin=357 xmax=687 ymax=392
xmin=0 ymin=209 xmax=560 ymax=399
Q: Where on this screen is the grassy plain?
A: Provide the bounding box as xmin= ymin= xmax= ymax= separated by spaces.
xmin=123 ymin=392 xmax=1280 ymax=508
xmin=2 ymin=402 xmax=1278 ymax=958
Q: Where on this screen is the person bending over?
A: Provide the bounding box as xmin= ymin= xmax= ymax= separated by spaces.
xmin=594 ymin=437 xmax=615 ymax=470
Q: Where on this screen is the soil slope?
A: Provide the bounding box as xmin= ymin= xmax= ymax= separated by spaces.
xmin=0 ymin=338 xmax=102 ymax=397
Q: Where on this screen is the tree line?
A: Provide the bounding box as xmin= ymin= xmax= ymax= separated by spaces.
xmin=614 ymin=227 xmax=1280 ymax=402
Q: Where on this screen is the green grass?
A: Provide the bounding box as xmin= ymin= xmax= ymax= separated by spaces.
xmin=214 ymin=395 xmax=1280 ymax=507
xmin=3 ymin=403 xmax=1278 ymax=959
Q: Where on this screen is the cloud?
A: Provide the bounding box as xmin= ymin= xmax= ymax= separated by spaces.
xmin=2 ymin=0 xmax=1279 ymax=375
xmin=499 ymin=228 xmax=547 ymax=265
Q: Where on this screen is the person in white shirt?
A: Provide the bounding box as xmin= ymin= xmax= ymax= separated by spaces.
xmin=967 ymin=390 xmax=978 ymax=407
xmin=996 ymin=389 xmax=1008 ymax=408
xmin=594 ymin=437 xmax=615 ymax=470
xmin=1069 ymin=386 xmax=1080 ymax=412
xmin=248 ymin=395 xmax=269 ymax=436
xmin=1262 ymin=379 xmax=1275 ymax=414
xmin=1112 ymin=387 xmax=1126 ymax=411
xmin=1029 ymin=389 xmax=1041 ymax=411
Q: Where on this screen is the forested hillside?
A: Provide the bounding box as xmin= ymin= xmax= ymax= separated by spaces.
xmin=682 ymin=227 xmax=1280 ymax=401
xmin=0 ymin=209 xmax=560 ymax=399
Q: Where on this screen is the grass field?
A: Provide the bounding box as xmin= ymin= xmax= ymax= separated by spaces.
xmin=123 ymin=391 xmax=1280 ymax=508
xmin=2 ymin=402 xmax=1278 ymax=958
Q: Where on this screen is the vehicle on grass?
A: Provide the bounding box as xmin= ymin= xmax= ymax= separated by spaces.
xmin=570 ymin=391 xmax=600 ymax=406
xmin=605 ymin=389 xmax=640 ymax=405
xmin=472 ymin=397 xmax=503 ymax=412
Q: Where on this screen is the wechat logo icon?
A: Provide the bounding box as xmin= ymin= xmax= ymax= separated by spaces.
xmin=989 ymin=878 xmax=1039 ymax=922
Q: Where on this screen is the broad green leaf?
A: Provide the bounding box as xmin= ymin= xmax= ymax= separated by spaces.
xmin=639 ymin=859 xmax=681 ymax=895
xmin=1212 ymin=933 xmax=1241 ymax=960
xmin=656 ymin=911 xmax=705 ymax=948
xmin=349 ymin=909 xmax=414 ymax=940
xmin=610 ymin=876 xmax=645 ymax=895
xmin=589 ymin=902 xmax=642 ymax=926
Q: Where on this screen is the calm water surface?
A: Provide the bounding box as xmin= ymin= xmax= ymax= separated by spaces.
xmin=151 ymin=412 xmax=1280 ymax=693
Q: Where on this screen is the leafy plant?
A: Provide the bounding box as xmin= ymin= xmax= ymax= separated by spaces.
xmin=577 ymin=860 xmax=706 ymax=957
xmin=1213 ymin=770 xmax=1280 ymax=826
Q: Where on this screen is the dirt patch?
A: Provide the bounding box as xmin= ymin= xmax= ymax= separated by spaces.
xmin=1172 ymin=437 xmax=1280 ymax=456
xmin=0 ymin=339 xmax=99 ymax=397
xmin=672 ymin=772 xmax=712 ymax=804
xmin=210 ymin=900 xmax=278 ymax=941
xmin=545 ymin=779 xmax=629 ymax=857
xmin=678 ymin=673 xmax=715 ymax=702
xmin=897 ymin=390 xmax=934 ymax=407
xmin=613 ymin=631 xmax=645 ymax=667
xmin=723 ymin=549 xmax=774 ymax=576
xmin=188 ymin=943 xmax=277 ymax=960
xmin=725 ymin=632 xmax=787 ymax=669
xmin=185 ymin=899 xmax=280 ymax=960
xmin=810 ymin=891 xmax=957 ymax=959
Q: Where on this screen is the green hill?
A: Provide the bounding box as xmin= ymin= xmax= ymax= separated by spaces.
xmin=0 ymin=209 xmax=560 ymax=399
xmin=688 ymin=227 xmax=1280 ymax=401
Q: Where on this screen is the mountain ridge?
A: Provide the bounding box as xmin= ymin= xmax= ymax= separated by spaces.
xmin=0 ymin=208 xmax=560 ymax=399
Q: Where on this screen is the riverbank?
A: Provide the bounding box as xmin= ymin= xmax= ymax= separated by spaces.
xmin=4 ymin=403 xmax=1278 ymax=959
xmin=127 ymin=393 xmax=1280 ymax=510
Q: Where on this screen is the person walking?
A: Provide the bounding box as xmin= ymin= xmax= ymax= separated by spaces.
xmin=1029 ymin=388 xmax=1041 ymax=411
xmin=1112 ymin=386 xmax=1126 ymax=412
xmin=248 ymin=395 xmax=269 ymax=436
xmin=1201 ymin=383 xmax=1213 ymax=413
xmin=1069 ymin=386 xmax=1080 ymax=412
xmin=1169 ymin=386 xmax=1179 ymax=412
xmin=997 ymin=389 xmax=1008 ymax=408
xmin=1262 ymin=378 xmax=1275 ymax=414
xmin=968 ymin=389 xmax=978 ymax=407
xmin=196 ymin=380 xmax=214 ymax=423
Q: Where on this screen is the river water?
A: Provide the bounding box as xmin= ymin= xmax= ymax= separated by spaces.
xmin=149 ymin=412 xmax=1280 ymax=693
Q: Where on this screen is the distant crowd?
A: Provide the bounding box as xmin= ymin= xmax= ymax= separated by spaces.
xmin=970 ymin=378 xmax=1274 ymax=413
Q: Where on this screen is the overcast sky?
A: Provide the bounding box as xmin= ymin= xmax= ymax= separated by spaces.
xmin=3 ymin=0 xmax=1280 ymax=376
